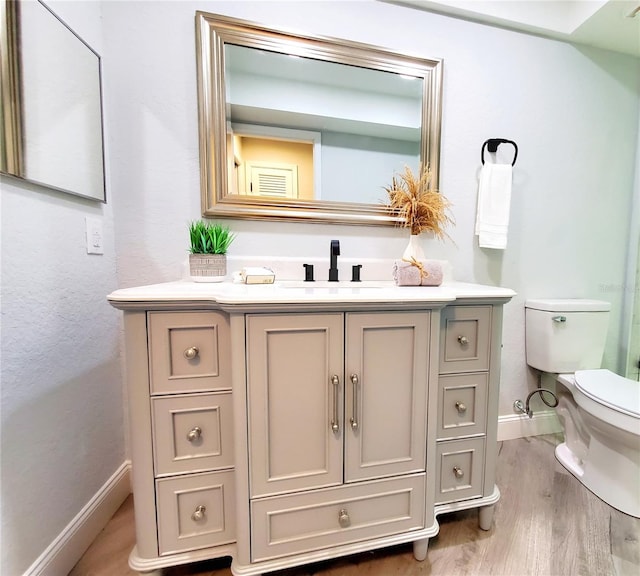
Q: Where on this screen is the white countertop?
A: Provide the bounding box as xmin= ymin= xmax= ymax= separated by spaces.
xmin=107 ymin=280 xmax=516 ymax=307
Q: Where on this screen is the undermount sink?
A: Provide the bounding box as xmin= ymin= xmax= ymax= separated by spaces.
xmin=278 ymin=281 xmax=388 ymax=289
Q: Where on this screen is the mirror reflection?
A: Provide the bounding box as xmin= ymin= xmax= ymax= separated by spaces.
xmin=196 ymin=12 xmax=443 ymax=225
xmin=225 ymin=44 xmax=423 ymax=205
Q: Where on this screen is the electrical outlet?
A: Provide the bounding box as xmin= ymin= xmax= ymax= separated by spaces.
xmin=85 ymin=217 xmax=104 ymax=255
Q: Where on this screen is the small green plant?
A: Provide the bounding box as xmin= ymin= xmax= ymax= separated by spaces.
xmin=188 ymin=221 xmax=235 ymax=254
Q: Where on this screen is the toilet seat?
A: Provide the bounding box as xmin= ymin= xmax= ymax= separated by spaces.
xmin=574 ymin=369 xmax=640 ymax=419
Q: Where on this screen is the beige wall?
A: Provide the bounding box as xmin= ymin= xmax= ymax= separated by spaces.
xmin=239 ymin=136 xmax=314 ymax=200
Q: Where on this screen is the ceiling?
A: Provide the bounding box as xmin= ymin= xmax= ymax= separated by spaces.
xmin=385 ymin=0 xmax=640 ymax=57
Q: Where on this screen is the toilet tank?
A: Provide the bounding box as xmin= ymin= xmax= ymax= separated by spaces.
xmin=525 ymin=299 xmax=611 ymax=373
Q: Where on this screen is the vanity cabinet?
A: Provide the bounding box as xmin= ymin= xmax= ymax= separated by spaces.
xmin=246 ymin=312 xmax=429 ymax=561
xmin=434 ymin=305 xmax=502 ymax=529
xmin=109 ymin=281 xmax=513 ymax=575
xmin=121 ymin=310 xmax=237 ymax=572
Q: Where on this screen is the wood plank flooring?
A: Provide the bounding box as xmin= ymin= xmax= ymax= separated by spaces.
xmin=70 ymin=435 xmax=640 ymax=575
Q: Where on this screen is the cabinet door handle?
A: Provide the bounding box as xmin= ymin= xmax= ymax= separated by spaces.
xmin=191 ymin=505 xmax=206 ymax=521
xmin=184 ymin=346 xmax=199 ymax=359
xmin=187 ymin=426 xmax=202 ymax=442
xmin=350 ymin=374 xmax=359 ymax=430
xmin=330 ymin=375 xmax=340 ymax=432
xmin=453 ymin=466 xmax=465 ymax=479
xmin=457 ymin=335 xmax=469 ymax=346
xmin=338 ymin=508 xmax=351 ymax=528
xmin=455 ymin=401 xmax=467 ymax=414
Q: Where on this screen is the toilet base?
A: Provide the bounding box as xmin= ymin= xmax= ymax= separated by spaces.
xmin=555 ymin=439 xmax=640 ymax=518
xmin=555 ymin=442 xmax=584 ymax=479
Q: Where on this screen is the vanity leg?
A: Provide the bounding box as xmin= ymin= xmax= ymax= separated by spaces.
xmin=413 ymin=537 xmax=429 ymax=561
xmin=478 ymin=504 xmax=495 ymax=531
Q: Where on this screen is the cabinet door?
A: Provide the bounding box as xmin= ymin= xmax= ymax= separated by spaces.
xmin=247 ymin=314 xmax=344 ymax=497
xmin=437 ymin=373 xmax=488 ymax=440
xmin=435 ymin=437 xmax=485 ymax=503
xmin=344 ymin=311 xmax=429 ymax=482
xmin=439 ymin=306 xmax=491 ymax=374
xmin=156 ymin=470 xmax=235 ymax=555
xmin=250 ymin=474 xmax=425 ymax=562
xmin=152 ymin=392 xmax=234 ymax=476
xmin=148 ymin=311 xmax=231 ymax=395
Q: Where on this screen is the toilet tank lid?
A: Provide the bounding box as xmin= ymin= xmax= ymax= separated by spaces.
xmin=525 ymin=299 xmax=611 ymax=312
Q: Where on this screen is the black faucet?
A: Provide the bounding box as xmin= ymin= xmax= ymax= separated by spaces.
xmin=329 ymin=239 xmax=340 ymax=282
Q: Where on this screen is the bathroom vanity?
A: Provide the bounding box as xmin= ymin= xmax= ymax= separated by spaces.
xmin=108 ymin=280 xmax=514 ymax=574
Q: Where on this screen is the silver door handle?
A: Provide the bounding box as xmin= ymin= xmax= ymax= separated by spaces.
xmin=350 ymin=374 xmax=359 ymax=430
xmin=330 ymin=374 xmax=340 ymax=432
xmin=552 ymin=316 xmax=567 ymax=323
xmin=191 ymin=505 xmax=206 ymax=521
xmin=187 ymin=426 xmax=202 ymax=442
xmin=184 ymin=346 xmax=199 ymax=359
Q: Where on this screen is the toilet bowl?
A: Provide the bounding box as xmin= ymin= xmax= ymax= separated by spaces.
xmin=555 ymin=370 xmax=640 ymax=517
xmin=524 ymin=299 xmax=640 ymax=518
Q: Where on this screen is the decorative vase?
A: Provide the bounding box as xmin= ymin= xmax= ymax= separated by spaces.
xmin=402 ymin=234 xmax=425 ymax=261
xmin=189 ymin=253 xmax=227 ymax=282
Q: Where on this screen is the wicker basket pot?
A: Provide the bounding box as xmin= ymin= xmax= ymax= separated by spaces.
xmin=189 ymin=253 xmax=227 ymax=282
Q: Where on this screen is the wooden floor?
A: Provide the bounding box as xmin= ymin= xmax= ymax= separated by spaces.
xmin=70 ymin=435 xmax=640 ymax=576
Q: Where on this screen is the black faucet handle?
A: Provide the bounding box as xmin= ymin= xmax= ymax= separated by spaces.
xmin=329 ymin=239 xmax=340 ymax=282
xmin=303 ymin=263 xmax=314 ymax=282
xmin=351 ymin=264 xmax=362 ymax=282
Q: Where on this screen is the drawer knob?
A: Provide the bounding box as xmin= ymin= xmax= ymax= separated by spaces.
xmin=455 ymin=401 xmax=467 ymax=414
xmin=187 ymin=426 xmax=202 ymax=442
xmin=338 ymin=508 xmax=351 ymax=528
xmin=191 ymin=505 xmax=206 ymax=521
xmin=457 ymin=335 xmax=469 ymax=346
xmin=453 ymin=466 xmax=465 ymax=479
xmin=184 ymin=346 xmax=199 ymax=360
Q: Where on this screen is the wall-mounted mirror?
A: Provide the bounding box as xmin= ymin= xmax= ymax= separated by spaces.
xmin=196 ymin=12 xmax=442 ymax=225
xmin=0 ymin=0 xmax=106 ymax=202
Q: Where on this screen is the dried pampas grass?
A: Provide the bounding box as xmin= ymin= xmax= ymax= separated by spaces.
xmin=384 ymin=165 xmax=454 ymax=239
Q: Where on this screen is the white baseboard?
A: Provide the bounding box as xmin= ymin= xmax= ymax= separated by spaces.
xmin=24 ymin=460 xmax=132 ymax=576
xmin=497 ymin=410 xmax=562 ymax=441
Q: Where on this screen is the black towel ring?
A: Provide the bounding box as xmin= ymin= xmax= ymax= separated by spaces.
xmin=481 ymin=138 xmax=518 ymax=166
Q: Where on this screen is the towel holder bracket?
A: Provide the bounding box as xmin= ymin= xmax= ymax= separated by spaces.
xmin=481 ymin=138 xmax=518 ymax=166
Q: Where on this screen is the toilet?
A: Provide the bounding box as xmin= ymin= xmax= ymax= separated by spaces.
xmin=524 ymin=299 xmax=640 ymax=518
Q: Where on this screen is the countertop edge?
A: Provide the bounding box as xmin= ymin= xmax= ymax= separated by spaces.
xmin=107 ymin=280 xmax=516 ymax=310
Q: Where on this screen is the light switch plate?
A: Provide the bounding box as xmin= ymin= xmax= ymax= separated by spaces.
xmin=86 ymin=217 xmax=104 ymax=254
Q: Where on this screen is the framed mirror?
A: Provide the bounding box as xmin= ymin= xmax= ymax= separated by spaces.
xmin=196 ymin=12 xmax=442 ymax=226
xmin=0 ymin=0 xmax=106 ymax=202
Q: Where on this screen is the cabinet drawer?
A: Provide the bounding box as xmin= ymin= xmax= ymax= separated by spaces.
xmin=156 ymin=470 xmax=235 ymax=555
xmin=437 ymin=373 xmax=488 ymax=440
xmin=152 ymin=393 xmax=234 ymax=476
xmin=435 ymin=438 xmax=485 ymax=504
xmin=148 ymin=311 xmax=231 ymax=395
xmin=250 ymin=474 xmax=425 ymax=562
xmin=439 ymin=306 xmax=491 ymax=373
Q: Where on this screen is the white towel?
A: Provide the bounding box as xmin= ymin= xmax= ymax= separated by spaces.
xmin=475 ymin=163 xmax=512 ymax=249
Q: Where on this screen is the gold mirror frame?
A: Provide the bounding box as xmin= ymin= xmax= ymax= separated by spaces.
xmin=196 ymin=12 xmax=443 ymax=226
xmin=0 ymin=0 xmax=23 ymax=175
